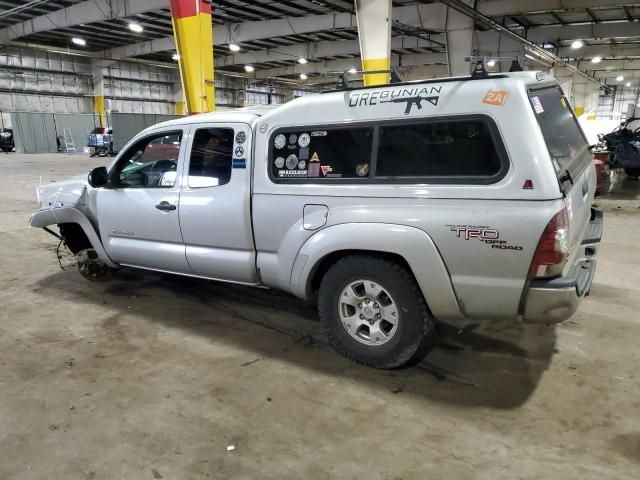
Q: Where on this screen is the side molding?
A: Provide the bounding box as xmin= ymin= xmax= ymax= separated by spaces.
xmin=291 ymin=223 xmax=464 ymax=321
xmin=29 ymin=207 xmax=118 ymax=268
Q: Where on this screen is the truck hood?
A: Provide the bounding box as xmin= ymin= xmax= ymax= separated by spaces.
xmin=37 ymin=174 xmax=89 ymax=210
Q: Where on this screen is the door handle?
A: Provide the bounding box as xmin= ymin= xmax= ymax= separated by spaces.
xmin=155 ymin=201 xmax=176 ymax=211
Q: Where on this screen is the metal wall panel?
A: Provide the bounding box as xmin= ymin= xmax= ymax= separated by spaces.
xmin=111 ymin=113 xmax=181 ymax=152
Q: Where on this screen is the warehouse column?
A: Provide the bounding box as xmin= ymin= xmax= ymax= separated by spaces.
xmin=169 ymin=0 xmax=215 ymax=113
xmin=174 ymin=80 xmax=185 ymax=115
xmin=92 ymin=70 xmax=106 ymax=127
xmin=445 ymin=3 xmax=474 ymax=77
xmin=355 ymin=0 xmax=392 ymax=86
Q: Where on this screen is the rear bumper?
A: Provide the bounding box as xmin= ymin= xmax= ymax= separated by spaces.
xmin=522 ymin=208 xmax=603 ymax=324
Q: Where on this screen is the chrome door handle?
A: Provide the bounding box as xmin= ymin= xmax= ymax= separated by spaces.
xmin=155 ymin=201 xmax=176 ymax=211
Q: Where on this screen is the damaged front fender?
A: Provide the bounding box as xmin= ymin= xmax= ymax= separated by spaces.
xmin=30 ymin=207 xmax=117 ymax=268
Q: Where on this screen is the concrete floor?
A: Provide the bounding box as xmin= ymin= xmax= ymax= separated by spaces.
xmin=1 ymin=153 xmax=639 ymax=479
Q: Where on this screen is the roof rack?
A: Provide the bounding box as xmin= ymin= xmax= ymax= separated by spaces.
xmin=465 ymin=55 xmax=523 ymax=78
xmin=321 ymin=68 xmax=405 ymax=90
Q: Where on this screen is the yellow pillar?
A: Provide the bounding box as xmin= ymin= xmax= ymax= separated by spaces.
xmin=355 ymin=0 xmax=392 ymax=86
xmin=170 ymin=0 xmax=215 ymax=114
xmin=92 ymin=71 xmax=106 ymax=126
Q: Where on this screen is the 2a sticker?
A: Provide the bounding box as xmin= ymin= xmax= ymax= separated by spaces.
xmin=483 ymin=89 xmax=508 ymax=106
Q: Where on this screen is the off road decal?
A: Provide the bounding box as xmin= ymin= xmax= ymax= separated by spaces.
xmin=348 ymin=86 xmax=441 ymax=115
xmin=482 ymin=89 xmax=508 ymax=106
xmin=446 ymin=224 xmax=523 ymax=251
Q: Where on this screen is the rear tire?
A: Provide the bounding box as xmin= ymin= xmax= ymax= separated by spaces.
xmin=318 ymin=255 xmax=435 ymax=369
xmin=624 ymin=168 xmax=640 ymax=178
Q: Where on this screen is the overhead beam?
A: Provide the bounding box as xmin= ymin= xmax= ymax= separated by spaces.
xmin=477 ymin=0 xmax=628 ymax=17
xmin=254 ymin=52 xmax=447 ymax=78
xmin=555 ymin=44 xmax=640 ymax=59
xmin=216 ymin=36 xmax=445 ymax=67
xmin=0 ymin=0 xmax=169 ymax=45
xmin=526 ymin=21 xmax=640 ymax=43
xmin=101 ymin=3 xmax=447 ymax=60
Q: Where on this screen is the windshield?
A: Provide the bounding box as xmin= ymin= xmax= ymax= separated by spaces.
xmin=529 ymin=87 xmax=588 ymax=173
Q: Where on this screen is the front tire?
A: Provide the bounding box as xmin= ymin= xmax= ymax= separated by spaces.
xmin=624 ymin=167 xmax=640 ymax=178
xmin=318 ymin=255 xmax=435 ymax=369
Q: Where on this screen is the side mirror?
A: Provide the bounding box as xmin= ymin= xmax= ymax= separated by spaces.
xmin=88 ymin=166 xmax=108 ymax=188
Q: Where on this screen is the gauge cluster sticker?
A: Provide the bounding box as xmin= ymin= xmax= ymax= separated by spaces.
xmin=288 ymin=133 xmax=298 ymax=145
xmin=298 ymin=133 xmax=310 ymax=147
xmin=299 ymin=147 xmax=309 ymax=160
xmin=235 ymin=131 xmax=246 ymax=144
xmin=482 ymin=89 xmax=508 ymax=106
xmin=234 ymin=146 xmax=244 ymax=157
xmin=274 ymin=157 xmax=285 ymax=169
xmin=446 ymin=224 xmax=523 ymax=251
xmin=311 ymin=131 xmax=327 ymax=137
xmin=274 ymin=134 xmax=286 ymax=149
xmin=530 ymin=96 xmax=544 ymax=114
xmin=310 ymin=152 xmax=319 ymax=162
xmin=286 ymin=154 xmax=298 ymax=170
xmin=321 ymin=165 xmax=332 ymax=176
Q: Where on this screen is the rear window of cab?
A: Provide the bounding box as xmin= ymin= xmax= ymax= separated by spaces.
xmin=268 ymin=115 xmax=509 ymax=184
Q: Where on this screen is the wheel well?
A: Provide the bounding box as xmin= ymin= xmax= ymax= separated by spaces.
xmin=58 ymin=222 xmax=93 ymax=254
xmin=308 ymin=250 xmax=414 ymax=300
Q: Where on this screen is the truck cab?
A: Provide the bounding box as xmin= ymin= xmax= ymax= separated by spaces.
xmin=31 ymin=71 xmax=602 ymax=369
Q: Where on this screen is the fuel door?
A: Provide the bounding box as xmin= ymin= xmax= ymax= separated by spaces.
xmin=303 ymin=204 xmax=328 ymax=231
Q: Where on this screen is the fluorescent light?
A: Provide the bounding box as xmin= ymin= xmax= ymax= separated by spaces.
xmin=71 ymin=37 xmax=86 ymax=46
xmin=128 ymin=23 xmax=143 ymax=33
xmin=300 ymin=73 xmax=308 ymax=80
xmin=571 ymin=40 xmax=584 ymax=49
xmin=591 ymin=56 xmax=602 ymax=63
xmin=616 ymin=75 xmax=624 ymax=81
xmin=172 ymin=53 xmax=180 ymax=61
xmin=348 ymin=67 xmax=357 ymax=74
xmin=229 ymin=43 xmax=240 ymax=52
xmin=486 ymin=59 xmax=496 ymax=67
xmin=626 ymin=82 xmax=631 ymax=87
xmin=244 ymin=65 xmax=255 ymax=73
xmin=298 ymin=57 xmax=308 ymax=64
xmin=524 ymin=53 xmax=535 ymax=60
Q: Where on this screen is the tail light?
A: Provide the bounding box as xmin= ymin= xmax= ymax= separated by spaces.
xmin=528 ymin=207 xmax=570 ymax=279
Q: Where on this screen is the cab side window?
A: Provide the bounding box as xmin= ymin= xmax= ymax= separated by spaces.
xmin=116 ymin=131 xmax=182 ymax=188
xmin=188 ymin=128 xmax=234 ymax=188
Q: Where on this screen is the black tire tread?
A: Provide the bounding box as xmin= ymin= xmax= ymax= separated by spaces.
xmin=317 ymin=255 xmax=435 ymax=369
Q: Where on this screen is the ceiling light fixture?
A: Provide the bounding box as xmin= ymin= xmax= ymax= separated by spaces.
xmin=486 ymin=59 xmax=496 ymax=67
xmin=300 ymin=73 xmax=308 ymax=80
xmin=571 ymin=40 xmax=584 ymax=49
xmin=71 ymin=37 xmax=86 ymax=46
xmin=229 ymin=43 xmax=240 ymax=52
xmin=591 ymin=56 xmax=602 ymax=63
xmin=298 ymin=57 xmax=308 ymax=64
xmin=129 ymin=23 xmax=143 ymax=33
xmin=616 ymin=75 xmax=624 ymax=81
xmin=626 ymin=82 xmax=631 ymax=87
xmin=244 ymin=65 xmax=255 ymax=73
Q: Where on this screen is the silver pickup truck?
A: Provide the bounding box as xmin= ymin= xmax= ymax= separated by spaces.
xmin=31 ymin=71 xmax=603 ymax=369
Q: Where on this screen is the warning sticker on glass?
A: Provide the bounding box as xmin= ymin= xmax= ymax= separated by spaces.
xmin=530 ymin=96 xmax=544 ymax=114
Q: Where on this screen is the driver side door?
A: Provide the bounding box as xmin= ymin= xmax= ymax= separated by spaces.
xmin=96 ymin=127 xmax=191 ymax=273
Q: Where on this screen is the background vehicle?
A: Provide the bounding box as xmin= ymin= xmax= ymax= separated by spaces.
xmin=0 ymin=128 xmax=14 ymax=152
xmin=600 ymin=118 xmax=640 ymax=178
xmin=30 ymin=71 xmax=602 ymax=369
xmin=88 ymin=127 xmax=113 ymax=157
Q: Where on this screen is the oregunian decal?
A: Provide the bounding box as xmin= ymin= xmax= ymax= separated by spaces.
xmin=348 ymin=86 xmax=442 ymax=115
